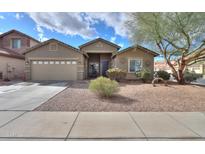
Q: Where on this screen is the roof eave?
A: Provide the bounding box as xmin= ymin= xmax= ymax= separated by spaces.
xmin=0 ymin=53 xmax=25 ymax=60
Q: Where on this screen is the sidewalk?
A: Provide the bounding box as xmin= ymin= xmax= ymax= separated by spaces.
xmin=0 ymin=111 xmax=205 ymax=140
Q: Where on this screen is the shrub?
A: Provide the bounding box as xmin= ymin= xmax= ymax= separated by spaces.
xmin=141 ymin=68 xmax=152 ymax=83
xmin=107 ymin=68 xmax=126 ymax=81
xmin=135 ymin=70 xmax=142 ymax=78
xmin=135 ymin=68 xmax=152 ymax=83
xmin=156 ymin=70 xmax=170 ymax=80
xmin=184 ymin=70 xmax=202 ymax=83
xmin=89 ymin=76 xmax=119 ymax=97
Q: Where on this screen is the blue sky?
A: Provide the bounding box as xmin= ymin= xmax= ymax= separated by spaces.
xmin=0 ymin=12 xmax=162 ymax=61
xmin=0 ymin=13 xmax=130 ymax=48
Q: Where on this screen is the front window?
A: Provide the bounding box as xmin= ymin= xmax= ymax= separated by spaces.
xmin=11 ymin=38 xmax=21 ymax=49
xmin=129 ymin=59 xmax=143 ymax=73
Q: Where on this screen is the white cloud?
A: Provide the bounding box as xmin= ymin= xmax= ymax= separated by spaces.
xmin=110 ymin=36 xmax=116 ymax=43
xmin=0 ymin=32 xmax=3 ymax=35
xmin=0 ymin=15 xmax=5 ymax=20
xmin=27 ymin=12 xmax=130 ymax=39
xmin=38 ymin=33 xmax=48 ymax=42
xmin=118 ymin=43 xmax=124 ymax=48
xmin=36 ymin=25 xmax=48 ymax=42
xmin=86 ymin=13 xmax=129 ymax=37
xmin=110 ymin=36 xmax=124 ymax=48
xmin=15 ymin=13 xmax=23 ymax=20
xmin=28 ymin=12 xmax=96 ymax=39
xmin=36 ymin=25 xmax=43 ymax=33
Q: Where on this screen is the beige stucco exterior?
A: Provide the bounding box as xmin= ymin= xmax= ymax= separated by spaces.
xmin=0 ymin=30 xmax=41 ymax=80
xmin=30 ymin=39 xmax=39 ymax=47
xmin=24 ymin=38 xmax=157 ymax=81
xmin=80 ymin=39 xmax=118 ymax=78
xmin=0 ymin=30 xmax=157 ymax=81
xmin=113 ymin=48 xmax=155 ymax=79
xmin=80 ymin=41 xmax=118 ymax=53
xmin=25 ymin=40 xmax=85 ymax=80
xmin=0 ymin=56 xmax=24 ymax=80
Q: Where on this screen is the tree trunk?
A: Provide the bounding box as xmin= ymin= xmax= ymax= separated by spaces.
xmin=168 ymin=59 xmax=186 ymax=84
xmin=176 ymin=60 xmax=186 ymax=85
xmin=177 ymin=70 xmax=185 ymax=84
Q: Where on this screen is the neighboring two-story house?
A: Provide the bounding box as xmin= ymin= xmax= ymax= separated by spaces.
xmin=0 ymin=30 xmax=39 ymax=80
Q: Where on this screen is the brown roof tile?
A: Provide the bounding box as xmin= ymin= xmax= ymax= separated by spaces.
xmin=0 ymin=48 xmax=24 ymax=59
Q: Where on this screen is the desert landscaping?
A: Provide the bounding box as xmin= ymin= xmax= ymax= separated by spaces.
xmin=35 ymin=81 xmax=205 ymax=112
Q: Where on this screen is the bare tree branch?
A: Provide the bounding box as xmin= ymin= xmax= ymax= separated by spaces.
xmin=187 ymin=58 xmax=205 ymax=66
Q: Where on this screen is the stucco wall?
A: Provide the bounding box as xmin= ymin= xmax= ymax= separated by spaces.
xmin=113 ymin=48 xmax=154 ymax=79
xmin=25 ymin=42 xmax=85 ymax=80
xmin=0 ymin=56 xmax=24 ymax=80
xmin=81 ymin=41 xmax=118 ymax=53
xmin=30 ymin=39 xmax=39 ymax=47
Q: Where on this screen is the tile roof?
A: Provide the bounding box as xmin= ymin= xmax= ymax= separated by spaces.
xmin=0 ymin=48 xmax=24 ymax=59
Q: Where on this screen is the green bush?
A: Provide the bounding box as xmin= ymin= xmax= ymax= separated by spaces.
xmin=135 ymin=68 xmax=152 ymax=83
xmin=184 ymin=70 xmax=202 ymax=83
xmin=107 ymin=68 xmax=126 ymax=81
xmin=135 ymin=70 xmax=142 ymax=78
xmin=89 ymin=77 xmax=119 ymax=97
xmin=156 ymin=70 xmax=170 ymax=80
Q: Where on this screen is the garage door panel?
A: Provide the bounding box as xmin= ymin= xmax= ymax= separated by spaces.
xmin=31 ymin=60 xmax=77 ymax=80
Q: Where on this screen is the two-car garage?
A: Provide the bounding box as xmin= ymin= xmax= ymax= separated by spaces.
xmin=31 ymin=60 xmax=77 ymax=80
xmin=24 ymin=39 xmax=85 ymax=81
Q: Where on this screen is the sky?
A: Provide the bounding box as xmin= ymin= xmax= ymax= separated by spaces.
xmin=0 ymin=12 xmax=131 ymax=48
xmin=0 ymin=12 xmax=162 ymax=61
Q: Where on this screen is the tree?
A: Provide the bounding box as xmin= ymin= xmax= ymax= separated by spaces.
xmin=127 ymin=13 xmax=205 ymax=84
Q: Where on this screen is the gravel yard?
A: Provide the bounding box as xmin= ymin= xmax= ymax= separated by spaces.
xmin=35 ymin=80 xmax=205 ymax=112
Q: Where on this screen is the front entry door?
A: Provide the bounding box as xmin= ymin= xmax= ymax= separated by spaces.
xmin=89 ymin=62 xmax=99 ymax=78
xmin=101 ymin=60 xmax=109 ymax=76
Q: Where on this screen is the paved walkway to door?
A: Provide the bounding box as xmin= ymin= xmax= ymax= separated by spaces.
xmin=0 ymin=111 xmax=205 ymax=140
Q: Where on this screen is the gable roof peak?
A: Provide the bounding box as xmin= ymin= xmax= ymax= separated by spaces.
xmin=79 ymin=37 xmax=121 ymax=49
xmin=23 ymin=38 xmax=81 ymax=55
xmin=112 ymin=45 xmax=159 ymax=57
xmin=0 ymin=29 xmax=40 ymax=43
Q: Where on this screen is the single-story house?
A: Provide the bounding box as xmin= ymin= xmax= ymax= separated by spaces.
xmin=0 ymin=30 xmax=40 ymax=80
xmin=24 ymin=38 xmax=159 ymax=81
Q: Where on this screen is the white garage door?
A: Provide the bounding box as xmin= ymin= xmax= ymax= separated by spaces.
xmin=31 ymin=60 xmax=77 ymax=80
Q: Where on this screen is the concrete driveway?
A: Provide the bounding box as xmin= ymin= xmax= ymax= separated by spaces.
xmin=0 ymin=81 xmax=69 ymax=111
